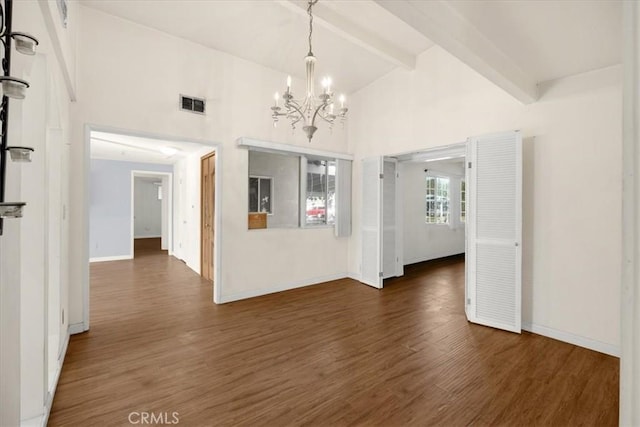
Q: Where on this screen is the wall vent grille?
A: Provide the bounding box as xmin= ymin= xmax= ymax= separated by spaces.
xmin=180 ymin=94 xmax=206 ymax=114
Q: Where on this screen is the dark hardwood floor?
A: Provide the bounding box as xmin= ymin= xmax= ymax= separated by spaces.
xmin=48 ymin=253 xmax=619 ymax=426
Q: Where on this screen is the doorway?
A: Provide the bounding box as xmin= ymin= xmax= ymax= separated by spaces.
xmin=84 ymin=126 xmax=222 ymax=331
xmin=131 ymin=171 xmax=172 ymax=258
xmin=360 ymin=131 xmax=522 ymax=334
xmin=201 ymin=151 xmax=215 ymax=282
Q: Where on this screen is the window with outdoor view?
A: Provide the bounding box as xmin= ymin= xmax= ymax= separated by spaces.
xmin=425 ymin=176 xmax=450 ymax=224
xmin=306 ymin=159 xmax=336 ymax=226
xmin=249 ymin=176 xmax=273 ymax=214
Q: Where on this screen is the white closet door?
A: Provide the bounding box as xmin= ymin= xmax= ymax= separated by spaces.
xmin=361 ymin=156 xmax=383 ymax=288
xmin=466 ymin=131 xmax=522 ymax=333
xmin=382 ymin=158 xmax=397 ymax=279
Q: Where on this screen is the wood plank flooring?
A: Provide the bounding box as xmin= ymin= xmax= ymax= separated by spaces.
xmin=134 ymin=237 xmax=165 ymax=256
xmin=49 ymin=253 xmax=619 ymax=426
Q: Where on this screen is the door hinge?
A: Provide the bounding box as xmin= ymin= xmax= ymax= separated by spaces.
xmin=379 ymin=173 xmax=384 ymax=179
xmin=468 ymin=162 xmax=472 ymax=168
xmin=467 ymin=298 xmax=471 ymax=305
xmin=379 ymin=272 xmax=383 ymax=277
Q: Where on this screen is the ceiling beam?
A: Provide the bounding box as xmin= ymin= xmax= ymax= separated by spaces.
xmin=276 ymin=0 xmax=416 ymax=70
xmin=374 ymin=0 xmax=538 ymax=104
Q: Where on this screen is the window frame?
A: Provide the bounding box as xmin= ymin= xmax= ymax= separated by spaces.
xmin=248 ymin=175 xmax=274 ymax=215
xmin=425 ymin=175 xmax=451 ymax=225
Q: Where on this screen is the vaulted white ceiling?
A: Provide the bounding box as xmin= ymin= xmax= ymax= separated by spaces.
xmin=80 ymin=0 xmax=621 ymax=102
xmin=80 ymin=0 xmax=431 ymax=94
xmin=447 ymin=0 xmax=621 ymax=83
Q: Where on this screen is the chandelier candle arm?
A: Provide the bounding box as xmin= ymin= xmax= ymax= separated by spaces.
xmin=269 ymin=0 xmax=348 ymax=142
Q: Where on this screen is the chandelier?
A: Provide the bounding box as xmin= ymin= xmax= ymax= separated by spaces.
xmin=271 ymin=0 xmax=348 ymax=142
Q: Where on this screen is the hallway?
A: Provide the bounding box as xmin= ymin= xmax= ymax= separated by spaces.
xmin=48 ymin=254 xmax=619 ymax=426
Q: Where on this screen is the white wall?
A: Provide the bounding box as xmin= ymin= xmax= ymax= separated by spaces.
xmin=89 ymin=159 xmax=172 ymax=260
xmin=38 ymin=0 xmax=78 ymax=99
xmin=0 ymin=139 xmax=23 ymax=427
xmin=0 ymin=2 xmax=74 ymax=425
xmin=134 ymin=178 xmax=162 ymax=238
xmin=348 ymin=46 xmax=621 ymax=354
xmin=20 ymin=51 xmax=48 ymax=423
xmin=249 ymin=151 xmax=299 ymax=228
xmin=70 ymin=6 xmax=349 ymax=318
xmin=621 ymin=2 xmax=640 ymax=422
xmin=402 ymin=161 xmax=465 ymax=265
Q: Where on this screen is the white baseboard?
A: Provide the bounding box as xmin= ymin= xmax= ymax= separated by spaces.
xmin=41 ymin=330 xmax=70 ymax=427
xmin=89 ymin=255 xmax=132 ymax=263
xmin=218 ymin=272 xmax=349 ymax=304
xmin=68 ymin=322 xmax=86 ymax=335
xmin=22 ymin=327 xmax=71 ymax=427
xmin=20 ymin=415 xmax=43 ymax=427
xmin=347 ymin=272 xmax=361 ymax=282
xmin=522 ymin=322 xmax=620 ymax=358
xmin=133 ymin=236 xmax=161 ymax=239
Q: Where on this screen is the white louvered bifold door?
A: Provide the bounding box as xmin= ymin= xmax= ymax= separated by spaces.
xmin=360 ymin=156 xmax=383 ymax=288
xmin=466 ymin=131 xmax=522 ymax=333
xmin=382 ymin=159 xmax=398 ymax=279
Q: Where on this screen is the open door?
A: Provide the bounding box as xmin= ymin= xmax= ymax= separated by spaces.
xmin=361 ymin=156 xmax=383 ymax=288
xmin=201 ymin=152 xmax=215 ymax=282
xmin=466 ymin=131 xmax=522 ymax=333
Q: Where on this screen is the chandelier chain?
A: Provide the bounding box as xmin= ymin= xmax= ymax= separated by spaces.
xmin=307 ymin=0 xmax=318 ymax=55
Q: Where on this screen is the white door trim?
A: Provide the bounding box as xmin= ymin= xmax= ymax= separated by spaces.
xmin=83 ymin=124 xmax=223 ymax=333
xmin=621 ymin=1 xmax=640 ymax=423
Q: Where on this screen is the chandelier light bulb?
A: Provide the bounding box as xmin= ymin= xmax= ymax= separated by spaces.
xmin=274 ymin=92 xmax=279 ymax=106
xmin=340 ymin=94 xmax=345 ymax=108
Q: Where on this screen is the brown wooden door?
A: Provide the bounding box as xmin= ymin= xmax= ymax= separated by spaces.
xmin=201 ymin=152 xmax=215 ymax=281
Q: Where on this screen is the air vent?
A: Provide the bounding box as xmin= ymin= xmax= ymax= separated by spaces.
xmin=180 ymin=94 xmax=206 ymax=114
